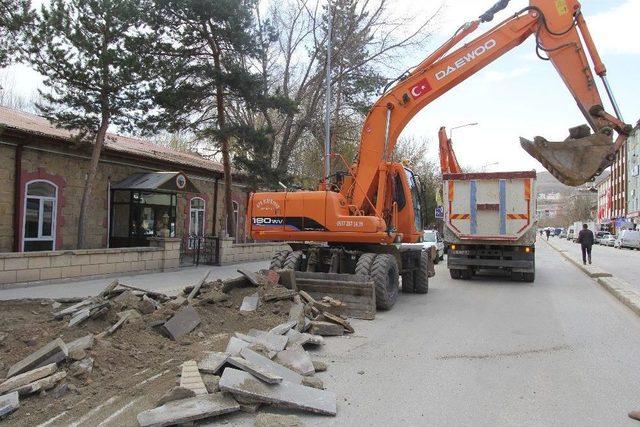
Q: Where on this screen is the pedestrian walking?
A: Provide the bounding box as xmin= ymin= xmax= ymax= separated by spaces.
xmin=545 ymin=228 xmax=550 ymax=241
xmin=576 ymin=224 xmax=594 ymax=265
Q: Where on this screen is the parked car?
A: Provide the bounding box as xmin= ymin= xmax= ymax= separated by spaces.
xmin=601 ymin=234 xmax=616 ymax=246
xmin=616 ymin=230 xmax=640 ymax=249
xmin=554 ymin=228 xmax=564 ymax=237
xmin=559 ymin=229 xmax=567 ymax=239
xmin=423 ymin=230 xmax=445 ymax=263
xmin=567 ymin=226 xmax=576 ymax=241
xmin=595 ymin=231 xmax=610 ymax=245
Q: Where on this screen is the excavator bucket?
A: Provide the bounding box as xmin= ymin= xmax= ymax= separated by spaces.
xmin=520 ymin=125 xmax=615 ymax=187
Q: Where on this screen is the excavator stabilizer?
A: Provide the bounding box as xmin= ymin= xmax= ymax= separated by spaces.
xmin=520 ymin=130 xmax=614 ymax=187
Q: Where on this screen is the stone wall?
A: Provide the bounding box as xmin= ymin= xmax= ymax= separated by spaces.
xmin=218 ymin=237 xmax=289 ymax=265
xmin=0 ymin=237 xmax=181 ymax=287
xmin=0 ymin=144 xmax=15 ymax=252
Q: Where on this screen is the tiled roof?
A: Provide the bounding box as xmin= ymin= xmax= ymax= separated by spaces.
xmin=0 ymin=106 xmax=225 ymax=174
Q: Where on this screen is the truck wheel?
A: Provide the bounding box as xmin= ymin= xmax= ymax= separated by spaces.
xmin=523 ymin=272 xmax=535 ymax=282
xmin=450 ymin=269 xmax=461 ymax=279
xmin=460 ymin=269 xmax=472 ymax=280
xmin=511 ymin=271 xmax=523 ymax=281
xmin=357 ymin=253 xmax=398 ymax=310
xmin=413 ymin=251 xmax=429 ymax=294
xmin=401 ymin=273 xmax=415 ymax=293
xmin=270 ymin=250 xmax=291 ymax=269
xmin=283 ymin=250 xmax=303 ymax=271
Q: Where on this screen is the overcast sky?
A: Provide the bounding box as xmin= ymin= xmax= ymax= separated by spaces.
xmin=2 ymin=0 xmax=639 ymax=173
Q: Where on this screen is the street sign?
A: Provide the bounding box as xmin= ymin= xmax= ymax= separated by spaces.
xmin=435 ymin=205 xmax=444 ymax=219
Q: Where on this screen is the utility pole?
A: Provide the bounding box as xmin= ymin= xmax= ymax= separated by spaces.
xmin=323 ymin=0 xmax=333 ymax=188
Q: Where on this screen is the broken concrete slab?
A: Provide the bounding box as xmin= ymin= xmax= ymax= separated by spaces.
xmin=68 ymin=308 xmax=91 ymax=327
xmin=14 ymin=371 xmax=66 ymax=396
xmin=240 ymin=348 xmax=302 ymax=384
xmin=180 ymin=360 xmax=208 ymax=396
xmin=269 ymin=320 xmax=298 ymax=336
xmin=288 ymin=303 xmax=306 ymax=332
xmin=309 ymin=321 xmax=344 ymax=336
xmin=219 ymin=368 xmax=336 ymax=416
xmin=0 ymin=391 xmax=19 ymax=419
xmin=187 ymin=271 xmax=211 ymax=303
xmin=261 ymin=285 xmax=296 ymax=302
xmin=237 ymin=269 xmax=262 ymax=287
xmin=275 ymin=348 xmax=315 ymax=376
xmin=162 ymin=305 xmax=201 ymax=341
xmin=225 ymin=337 xmax=250 ymax=356
xmin=321 ymin=311 xmax=354 ymax=333
xmin=236 ymin=331 xmax=288 ymax=353
xmin=156 ymin=386 xmax=196 ymax=407
xmin=240 ymin=293 xmax=260 ymax=312
xmin=137 ymin=393 xmax=240 ymax=427
xmin=66 ymin=335 xmax=94 ymax=355
xmin=254 ymin=413 xmax=303 ymax=427
xmin=98 ymin=279 xmax=119 ymax=297
xmin=312 ymin=360 xmax=327 ymax=372
xmin=0 ymin=363 xmax=58 ymax=394
xmin=276 ymin=269 xmax=297 ymax=290
xmin=197 ymin=352 xmax=229 ymax=375
xmin=7 ymin=338 xmax=68 ymax=378
xmin=227 ymin=356 xmax=282 ymax=384
xmin=70 ymin=357 xmax=93 ymax=378
xmin=285 ymin=329 xmax=324 ymax=348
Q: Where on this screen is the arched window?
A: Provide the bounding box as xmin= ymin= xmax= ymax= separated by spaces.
xmin=23 ymin=180 xmax=58 ymax=252
xmin=189 ymin=197 xmax=205 ymax=237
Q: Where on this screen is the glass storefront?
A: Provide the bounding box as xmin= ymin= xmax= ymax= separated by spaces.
xmin=110 ymin=190 xmax=177 ymax=247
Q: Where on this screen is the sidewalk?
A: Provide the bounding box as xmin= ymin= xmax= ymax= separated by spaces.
xmin=0 ymin=260 xmax=269 ymax=300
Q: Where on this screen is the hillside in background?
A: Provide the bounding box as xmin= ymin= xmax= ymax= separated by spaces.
xmin=536 ymin=170 xmax=600 ymax=195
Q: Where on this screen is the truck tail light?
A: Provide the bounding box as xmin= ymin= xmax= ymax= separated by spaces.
xmin=451 ymin=244 xmax=457 ymax=250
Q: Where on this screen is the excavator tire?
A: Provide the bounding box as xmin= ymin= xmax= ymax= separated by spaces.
xmin=356 ymin=253 xmax=398 ymax=310
xmin=413 ymin=251 xmax=429 ymax=294
xmin=283 ymin=250 xmax=303 ymax=271
xmin=270 ymin=250 xmax=291 ymax=270
xmin=401 ymin=273 xmax=415 ymax=293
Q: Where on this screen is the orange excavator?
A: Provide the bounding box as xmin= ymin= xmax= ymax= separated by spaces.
xmin=249 ymin=0 xmax=632 ymax=309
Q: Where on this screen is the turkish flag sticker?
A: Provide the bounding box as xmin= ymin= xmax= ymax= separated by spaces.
xmin=409 ymin=78 xmax=432 ymax=99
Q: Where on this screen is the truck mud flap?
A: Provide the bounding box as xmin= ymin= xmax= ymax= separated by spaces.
xmin=291 ymin=271 xmax=376 ymax=320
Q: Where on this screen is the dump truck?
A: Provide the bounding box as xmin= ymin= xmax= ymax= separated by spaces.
xmin=443 ymin=171 xmax=537 ymax=282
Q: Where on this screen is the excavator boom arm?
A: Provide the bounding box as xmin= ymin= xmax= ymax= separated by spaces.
xmin=351 ymin=0 xmax=628 ymax=212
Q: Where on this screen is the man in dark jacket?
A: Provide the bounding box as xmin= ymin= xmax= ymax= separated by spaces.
xmin=576 ymin=224 xmax=595 ymax=265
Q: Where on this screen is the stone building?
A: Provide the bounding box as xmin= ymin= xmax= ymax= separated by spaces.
xmin=0 ymin=106 xmax=250 ymax=254
xmin=627 ymin=126 xmax=640 ymax=225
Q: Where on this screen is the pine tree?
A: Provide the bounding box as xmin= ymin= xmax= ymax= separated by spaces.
xmin=25 ymin=0 xmax=153 ymax=248
xmin=0 ymin=0 xmax=33 ymax=66
xmin=143 ymin=0 xmax=290 ymax=238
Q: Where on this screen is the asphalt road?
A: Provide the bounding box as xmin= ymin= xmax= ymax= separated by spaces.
xmin=224 ymin=239 xmax=640 ymax=426
xmin=546 ymin=236 xmax=640 ymax=289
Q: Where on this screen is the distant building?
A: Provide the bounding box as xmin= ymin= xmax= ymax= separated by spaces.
xmin=627 ymin=126 xmax=640 ymax=225
xmin=595 ymin=169 xmax=612 ymax=229
xmin=537 ymin=192 xmax=562 ymax=201
xmin=611 ymin=134 xmax=627 ymax=220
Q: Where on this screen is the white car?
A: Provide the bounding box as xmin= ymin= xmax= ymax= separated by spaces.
xmin=601 ymin=234 xmax=616 ymax=246
xmin=423 ymin=230 xmax=445 ymax=264
xmin=616 ymin=230 xmax=640 ymax=249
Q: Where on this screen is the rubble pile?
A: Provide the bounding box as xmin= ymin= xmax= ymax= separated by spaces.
xmin=0 ymin=268 xmax=356 ymax=425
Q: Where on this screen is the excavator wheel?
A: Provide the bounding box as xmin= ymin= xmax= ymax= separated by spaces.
xmin=283 ymin=250 xmax=304 ymax=271
xmin=401 ymin=273 xmax=415 ymax=293
xmin=269 ymin=250 xmax=291 ymax=270
xmin=413 ymin=251 xmax=429 ymax=294
xmin=356 ymin=253 xmax=399 ymax=310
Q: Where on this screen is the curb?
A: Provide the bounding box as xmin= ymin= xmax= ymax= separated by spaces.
xmin=545 ymin=239 xmax=640 ymax=316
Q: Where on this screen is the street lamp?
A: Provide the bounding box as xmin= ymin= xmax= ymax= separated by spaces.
xmin=449 ymin=122 xmax=478 ymax=139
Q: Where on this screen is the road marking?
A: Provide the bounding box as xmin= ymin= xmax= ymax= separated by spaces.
xmin=69 ymin=396 xmax=119 ymax=427
xmin=96 ymin=397 xmax=143 ymax=426
xmin=36 ymin=411 xmax=67 ymax=427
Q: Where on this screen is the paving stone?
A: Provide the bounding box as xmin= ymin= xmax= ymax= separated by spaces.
xmin=162 ymin=305 xmax=201 ymax=341
xmin=302 ymin=376 xmax=324 ymax=390
xmin=286 ymin=330 xmax=324 ymax=348
xmin=269 ymin=320 xmax=298 ymax=336
xmin=225 ymin=337 xmax=250 ymax=356
xmin=219 ymin=368 xmax=336 ymax=416
xmin=309 ymin=321 xmax=344 ymax=336
xmin=246 ymin=331 xmax=288 ymax=353
xmin=7 ymin=338 xmax=68 ymax=378
xmin=312 ymin=360 xmax=327 ymax=372
xmin=70 ymin=357 xmax=93 ymax=378
xmin=275 ymin=348 xmax=315 ymax=376
xmin=197 ymin=352 xmax=229 ymax=374
xmin=240 ymin=348 xmax=302 ymax=384
xmin=240 ymin=293 xmax=260 ymax=312
xmin=0 ymin=391 xmax=19 ymax=419
xmin=66 ymin=335 xmax=94 ymax=354
xmin=156 ymin=386 xmax=196 ymax=407
xmin=0 ymin=363 xmax=58 ymax=394
xmin=288 ymin=303 xmax=306 ymax=332
xmin=137 ymin=393 xmax=240 ymax=427
xmin=14 ymin=371 xmax=66 ymax=396
xmin=227 ymin=356 xmax=282 ymax=384
xmin=180 ymin=360 xmax=208 ymax=395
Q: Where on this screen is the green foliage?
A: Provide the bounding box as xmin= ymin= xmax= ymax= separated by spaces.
xmin=0 ymin=0 xmax=33 ymax=66
xmin=26 ymin=0 xmax=153 ymax=136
